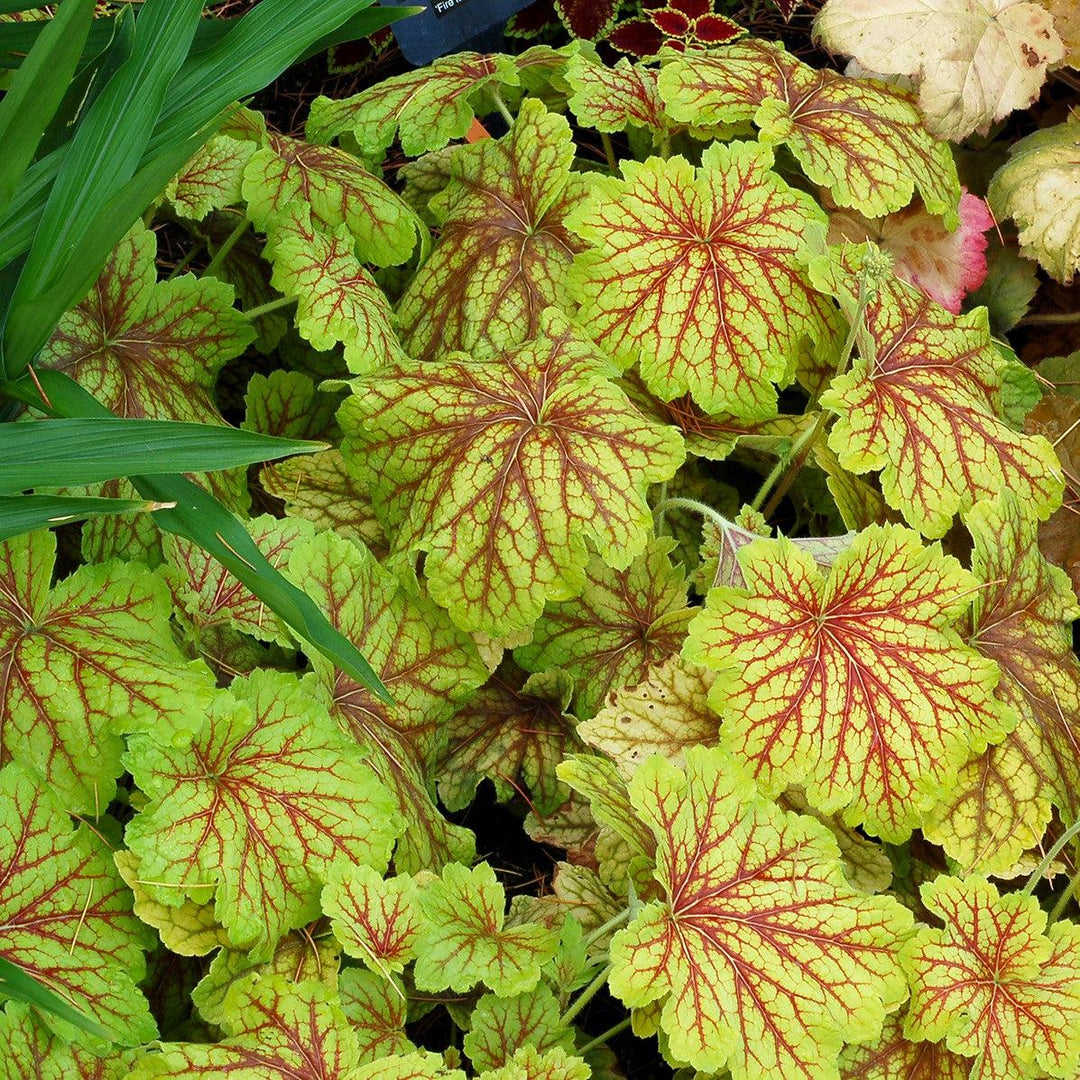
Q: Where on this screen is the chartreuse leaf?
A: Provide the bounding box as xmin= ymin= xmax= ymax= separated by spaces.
xmin=414 ymin=863 xmax=559 ymax=997
xmin=356 ymin=1052 xmax=466 ymax=1079
xmin=307 ymin=51 xmax=518 ymax=158
xmin=567 ymin=139 xmax=839 ymax=420
xmin=124 ymin=668 xmax=401 ymax=957
xmin=565 ymin=53 xmax=668 ymax=134
xmin=658 ymin=38 xmax=960 ymax=224
xmin=131 ymin=975 xmax=363 ymax=1078
xmin=243 ymin=133 xmax=419 ymax=267
xmin=0 ymin=763 xmax=155 ymax=1045
xmin=0 ymin=530 xmax=213 ymax=812
xmin=924 ymin=495 xmax=1080 ymax=872
xmin=341 ymin=309 xmax=684 ymax=636
xmin=515 ymin=537 xmax=693 ymax=719
xmin=288 ymin=531 xmax=488 ymax=873
xmin=811 ymin=242 xmax=1064 ymax=539
xmin=685 ymin=525 xmax=1010 ymax=841
xmin=902 ymin=876 xmax=1080 ymax=1080
xmin=166 ymin=134 xmax=256 ymax=219
xmin=481 ymin=1046 xmax=590 ymax=1080
xmin=608 ymin=747 xmax=911 ymax=1078
xmin=397 ymin=99 xmax=587 ymax=363
xmin=340 ymin=968 xmax=413 ymax=1064
xmin=838 ymin=1008 xmax=970 ymax=1079
xmin=464 ymin=986 xmax=576 ymax=1074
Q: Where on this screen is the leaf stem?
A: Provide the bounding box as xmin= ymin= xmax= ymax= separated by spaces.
xmin=1049 ymin=867 xmax=1080 ymax=923
xmin=559 ymin=963 xmax=612 ymax=1027
xmin=652 ymin=496 xmax=730 ymax=535
xmin=203 ymin=215 xmax=251 ymax=278
xmin=577 ymin=1016 xmax=632 ymax=1056
xmin=491 ymin=90 xmax=514 ymax=129
xmin=242 ymin=295 xmax=296 ymax=321
xmin=166 ymin=242 xmax=205 ymax=281
xmin=581 ymin=907 xmax=632 ymax=951
xmin=1019 ymin=311 xmax=1080 ymax=326
xmin=1021 ymin=816 xmax=1080 ymax=896
xmin=600 ymin=132 xmax=618 ymax=173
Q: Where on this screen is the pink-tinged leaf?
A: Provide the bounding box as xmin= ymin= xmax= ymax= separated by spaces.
xmin=567 ymin=139 xmax=840 ymax=420
xmin=131 ymin=976 xmax=362 ymax=1078
xmin=323 ymin=864 xmax=422 ymax=974
xmin=339 ymin=968 xmax=414 ymax=1065
xmin=0 ymin=531 xmax=213 ymax=813
xmin=515 ymin=537 xmax=693 ymax=718
xmin=166 ymin=134 xmax=256 ymax=220
xmin=554 ymin=0 xmax=620 ymax=39
xmin=307 ymin=52 xmax=518 ymax=159
xmin=609 ymin=747 xmax=912 ymax=1077
xmin=414 ymin=863 xmax=560 ymax=997
xmin=812 ymin=243 xmax=1065 ymax=538
xmin=124 ymin=669 xmax=401 ymax=956
xmin=827 ymin=191 xmax=993 ymax=313
xmin=0 ymin=763 xmax=156 ymax=1046
xmin=839 ymin=1008 xmax=970 ymax=1079
xmin=288 ymin=531 xmax=488 ymax=873
xmin=243 ymin=134 xmax=420 ymax=267
xmin=684 ymin=524 xmax=1011 ymax=840
xmin=924 ymin=495 xmax=1080 ymax=872
xmin=438 ymin=664 xmax=582 ymax=815
xmin=903 ymin=876 xmax=1080 ymax=1080
xmin=397 ymin=99 xmax=588 ymax=363
xmin=658 ymin=39 xmax=961 ymax=225
xmin=566 ymin=55 xmax=668 ymax=133
xmin=463 ymin=986 xmax=575 ymax=1073
xmin=341 ymin=309 xmax=684 ymax=636
xmin=40 ymin=224 xmax=254 ymax=424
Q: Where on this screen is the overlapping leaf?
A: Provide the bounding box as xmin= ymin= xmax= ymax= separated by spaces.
xmin=340 ymin=968 xmax=413 ymax=1065
xmin=658 ymin=39 xmax=960 ymax=223
xmin=608 ymin=747 xmax=911 ymax=1077
xmin=481 ymin=1046 xmax=590 ymax=1080
xmin=0 ymin=763 xmax=155 ymax=1046
xmin=838 ymin=1009 xmax=970 ymax=1079
xmin=464 ymin=986 xmax=575 ymax=1074
xmin=812 ymin=243 xmax=1064 ymax=538
xmin=685 ymin=524 xmax=1010 ymax=840
xmin=288 ymin=531 xmax=488 ymax=872
xmin=903 ymin=876 xmax=1080 ymax=1079
xmin=568 ymin=139 xmax=839 ymax=419
xmin=341 ymin=310 xmax=684 ymax=635
xmin=924 ymin=495 xmax=1080 ymax=872
xmin=516 ymin=538 xmax=692 ymax=718
xmin=357 ymin=1051 xmax=466 ymax=1079
xmin=565 ymin=54 xmax=667 ymax=133
xmin=124 ymin=668 xmax=401 ymax=956
xmin=397 ymin=99 xmax=588 ymax=362
xmin=166 ymin=134 xmax=256 ymax=220
xmin=0 ymin=531 xmax=212 ymax=812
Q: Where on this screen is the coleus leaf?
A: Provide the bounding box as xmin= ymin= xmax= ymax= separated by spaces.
xmin=397 ymin=99 xmax=588 ymax=363
xmin=0 ymin=763 xmax=155 ymax=1046
xmin=307 ymin=51 xmax=518 ymax=159
xmin=124 ymin=668 xmax=401 ymax=957
xmin=554 ymin=0 xmax=620 ymax=39
xmin=565 ymin=54 xmax=667 ymax=134
xmin=414 ymin=862 xmax=559 ymax=997
xmin=608 ymin=746 xmax=911 ymax=1077
xmin=684 ymin=524 xmax=1011 ymax=840
xmin=464 ymin=986 xmax=576 ymax=1073
xmin=515 ymin=537 xmax=693 ymax=718
xmin=40 ymin=223 xmax=254 ymax=425
xmin=287 ymin=531 xmax=488 ymax=873
xmin=341 ymin=309 xmax=684 ymax=636
xmin=243 ymin=133 xmax=420 ymax=267
xmin=924 ymin=495 xmax=1080 ymax=872
xmin=567 ymin=139 xmax=839 ymax=420
xmin=839 ymin=1008 xmax=970 ymax=1079
xmin=814 ymin=0 xmax=1065 ymax=141
xmin=131 ymin=975 xmax=362 ymax=1078
xmin=438 ymin=663 xmax=582 ymax=815
xmin=480 ymin=1046 xmax=590 ymax=1080
xmin=0 ymin=530 xmax=212 ymax=812
xmin=811 ymin=242 xmax=1064 ymax=538
xmin=902 ymin=876 xmax=1080 ymax=1079
xmin=340 ymin=968 xmax=414 ymax=1065
xmin=658 ymin=39 xmax=960 ymax=225
xmin=166 ymin=134 xmax=256 ymax=220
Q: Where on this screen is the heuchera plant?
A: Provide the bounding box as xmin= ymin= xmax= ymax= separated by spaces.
xmin=3 ymin=9 xmax=1080 ymax=1079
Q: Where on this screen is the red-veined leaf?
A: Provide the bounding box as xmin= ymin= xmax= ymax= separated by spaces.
xmin=839 ymin=1008 xmax=970 ymax=1079
xmin=464 ymin=986 xmax=575 ymax=1074
xmin=340 ymin=968 xmax=414 ymax=1065
xmin=565 ymin=54 xmax=667 ymax=133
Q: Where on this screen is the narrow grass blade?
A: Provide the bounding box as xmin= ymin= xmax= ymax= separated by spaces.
xmin=0 ymin=956 xmax=108 ymax=1040
xmin=0 ymin=493 xmax=160 ymax=542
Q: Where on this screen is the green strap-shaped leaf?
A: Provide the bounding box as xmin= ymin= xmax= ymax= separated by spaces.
xmin=0 ymin=493 xmax=155 ymax=543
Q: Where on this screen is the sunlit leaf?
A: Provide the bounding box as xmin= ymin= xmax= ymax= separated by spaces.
xmin=565 ymin=54 xmax=667 ymax=133
xmin=480 ymin=1045 xmax=590 ymax=1080
xmin=166 ymin=134 xmax=256 ymax=220
xmin=340 ymin=968 xmax=414 ymax=1065
xmin=838 ymin=1008 xmax=970 ymax=1079
xmin=464 ymin=986 xmax=575 ymax=1074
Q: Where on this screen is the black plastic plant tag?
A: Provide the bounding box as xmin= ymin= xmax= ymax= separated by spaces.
xmin=385 ymin=0 xmax=534 ymax=66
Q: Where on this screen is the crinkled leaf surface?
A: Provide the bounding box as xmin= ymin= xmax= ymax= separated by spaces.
xmin=307 ymin=52 xmax=518 ymax=158
xmin=342 ymin=310 xmax=684 ymax=635
xmin=414 ymin=863 xmax=559 ymax=997
xmin=288 ymin=531 xmax=487 ymax=873
xmin=339 ymin=968 xmax=413 ymax=1065
xmin=516 ymin=538 xmax=692 ymax=718
xmin=566 ymin=54 xmax=667 ymax=133
xmin=0 ymin=531 xmax=212 ymax=812
xmin=0 ymin=764 xmax=155 ymax=1046
xmin=40 ymin=224 xmax=253 ymax=423
xmin=924 ymin=495 xmax=1080 ymax=872
xmin=658 ymin=39 xmax=960 ymax=223
xmin=356 ymin=1051 xmax=466 ymax=1079
xmin=609 ymin=747 xmax=911 ymax=1077
xmin=568 ymin=139 xmax=838 ymax=419
xmin=397 ymin=99 xmax=587 ymax=363
xmin=902 ymin=876 xmax=1080 ymax=1080
xmin=813 ymin=244 xmax=1064 ymax=538
xmin=464 ymin=986 xmax=575 ymax=1074
xmin=684 ymin=525 xmax=1009 ymax=840
xmin=814 ymin=0 xmax=1064 ymax=140
xmin=243 ymin=369 xmax=338 ymax=442
xmin=438 ymin=664 xmax=581 ymax=815
xmin=167 ymin=135 xmax=256 ymax=221
xmin=838 ymin=1009 xmax=970 ymax=1079
xmin=480 ymin=1046 xmax=590 ymax=1080
xmin=125 ymin=668 xmax=401 ymax=956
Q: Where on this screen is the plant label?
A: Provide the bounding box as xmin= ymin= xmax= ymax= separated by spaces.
xmin=385 ymin=0 xmax=534 ymax=65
